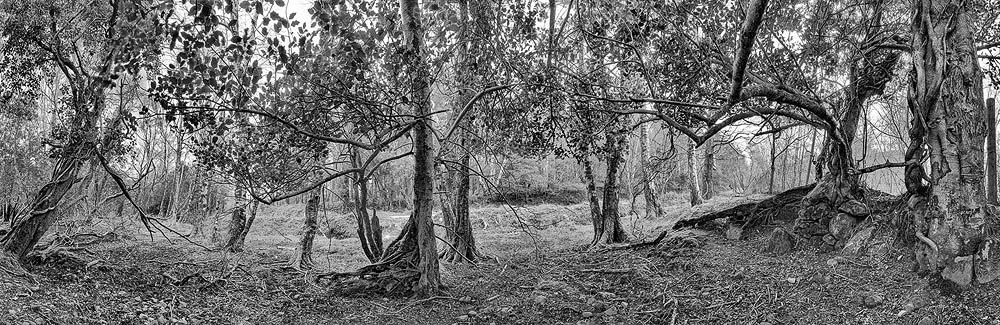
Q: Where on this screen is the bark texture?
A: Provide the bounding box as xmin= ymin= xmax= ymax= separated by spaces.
xmin=399 ymin=0 xmax=441 ymax=296
xmin=290 ymin=189 xmax=320 ymax=269
xmin=1 ymin=78 xmax=106 ymax=270
xmin=905 ymin=0 xmax=994 ymax=287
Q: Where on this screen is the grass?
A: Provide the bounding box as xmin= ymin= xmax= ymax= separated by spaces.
xmin=1 ymin=195 xmax=998 ymax=324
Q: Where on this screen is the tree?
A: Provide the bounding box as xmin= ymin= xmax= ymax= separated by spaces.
xmin=904 ymin=0 xmax=996 ymax=287
xmin=0 ymin=0 xmax=158 ymax=271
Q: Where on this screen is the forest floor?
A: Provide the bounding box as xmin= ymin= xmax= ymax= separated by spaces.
xmin=2 ymin=194 xmax=999 ymax=325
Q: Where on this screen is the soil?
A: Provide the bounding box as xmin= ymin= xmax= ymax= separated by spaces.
xmin=1 ymin=197 xmax=998 ymax=324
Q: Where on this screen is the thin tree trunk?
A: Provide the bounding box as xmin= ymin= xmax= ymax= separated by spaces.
xmin=768 ymin=132 xmax=777 ymax=194
xmin=582 ymin=157 xmax=603 ymax=240
xmin=640 ymin=104 xmax=664 ymax=218
xmin=906 ymin=0 xmax=994 ymax=287
xmin=687 ymin=138 xmax=704 ymax=205
xmin=170 ymin=123 xmax=185 ymax=221
xmin=987 ymin=98 xmax=997 ymax=204
xmin=702 ymin=136 xmax=717 ymax=200
xmin=350 ymin=147 xmax=383 ymax=263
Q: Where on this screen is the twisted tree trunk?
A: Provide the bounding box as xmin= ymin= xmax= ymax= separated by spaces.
xmin=1 ymin=81 xmax=106 ymax=272
xmin=791 ymin=7 xmax=900 ymax=249
xmin=905 ymin=0 xmax=995 ymax=287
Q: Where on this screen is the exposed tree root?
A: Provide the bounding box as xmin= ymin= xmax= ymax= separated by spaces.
xmin=316 ymin=218 xmax=428 ymax=296
xmin=673 ymin=184 xmax=896 ymax=234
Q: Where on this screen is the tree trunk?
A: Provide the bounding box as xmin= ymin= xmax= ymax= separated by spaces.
xmin=639 ymin=104 xmax=664 ymax=218
xmin=592 ymin=132 xmax=628 ymax=247
xmin=353 ymin=0 xmax=442 ymax=297
xmin=225 ymin=185 xmax=250 ymax=252
xmin=905 ymin=0 xmax=994 ymax=287
xmin=987 ymin=98 xmax=997 ymax=204
xmin=582 ymin=157 xmax=603 ymax=239
xmin=290 ymin=189 xmax=320 ymax=269
xmin=768 ymin=133 xmax=777 ymax=194
xmin=1 ymin=81 xmax=105 ymax=270
xmin=791 ymin=8 xmax=900 ymax=249
xmin=702 ymin=136 xmax=717 ymax=200
xmin=687 ymin=138 xmax=704 ymax=205
xmin=170 ymin=123 xmax=185 ymax=221
xmin=439 ymin=0 xmax=484 ymax=264
xmin=350 ymin=147 xmax=384 ymax=263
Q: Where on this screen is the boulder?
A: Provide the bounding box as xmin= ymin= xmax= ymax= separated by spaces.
xmin=725 ymin=223 xmax=744 ymax=240
xmin=763 ymin=228 xmax=794 ymax=254
xmin=941 ymin=255 xmax=975 ymax=287
xmin=838 ymin=200 xmax=871 ymax=217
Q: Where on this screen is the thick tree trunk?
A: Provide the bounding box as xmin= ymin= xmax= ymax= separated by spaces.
xmin=592 ymin=134 xmax=628 ymax=247
xmin=387 ymin=0 xmax=440 ymax=297
xmin=905 ymin=0 xmax=994 ymax=287
xmin=687 ymin=138 xmax=704 ymax=205
xmin=290 ymin=189 xmax=320 ymax=269
xmin=225 ymin=185 xmax=251 ymax=252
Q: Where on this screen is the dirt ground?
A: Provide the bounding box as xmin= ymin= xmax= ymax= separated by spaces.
xmin=1 ymin=196 xmax=999 ymax=325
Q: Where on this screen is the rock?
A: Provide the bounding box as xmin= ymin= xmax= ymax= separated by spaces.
xmin=586 ymin=297 xmax=607 ymax=312
xmin=763 ymin=228 xmax=794 ymax=254
xmin=726 ymin=223 xmax=743 ymax=240
xmin=842 ymin=227 xmax=875 ymax=255
xmin=941 ymin=255 xmax=975 ymax=287
xmin=828 ymin=213 xmax=858 ymax=241
xmin=838 ymin=200 xmax=871 ymax=217
xmin=533 ymin=295 xmax=548 ymax=305
xmin=535 ymin=280 xmax=577 ymax=294
xmin=603 ymin=307 xmax=619 ymax=316
xmin=917 ymin=316 xmax=935 ymax=325
xmin=975 ymin=239 xmax=1000 ymax=284
xmin=863 ymin=293 xmax=884 ymax=308
xmin=786 ymin=277 xmax=798 ymax=284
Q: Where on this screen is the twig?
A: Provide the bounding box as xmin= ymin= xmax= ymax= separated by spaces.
xmin=580 ymin=268 xmax=635 ymax=274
